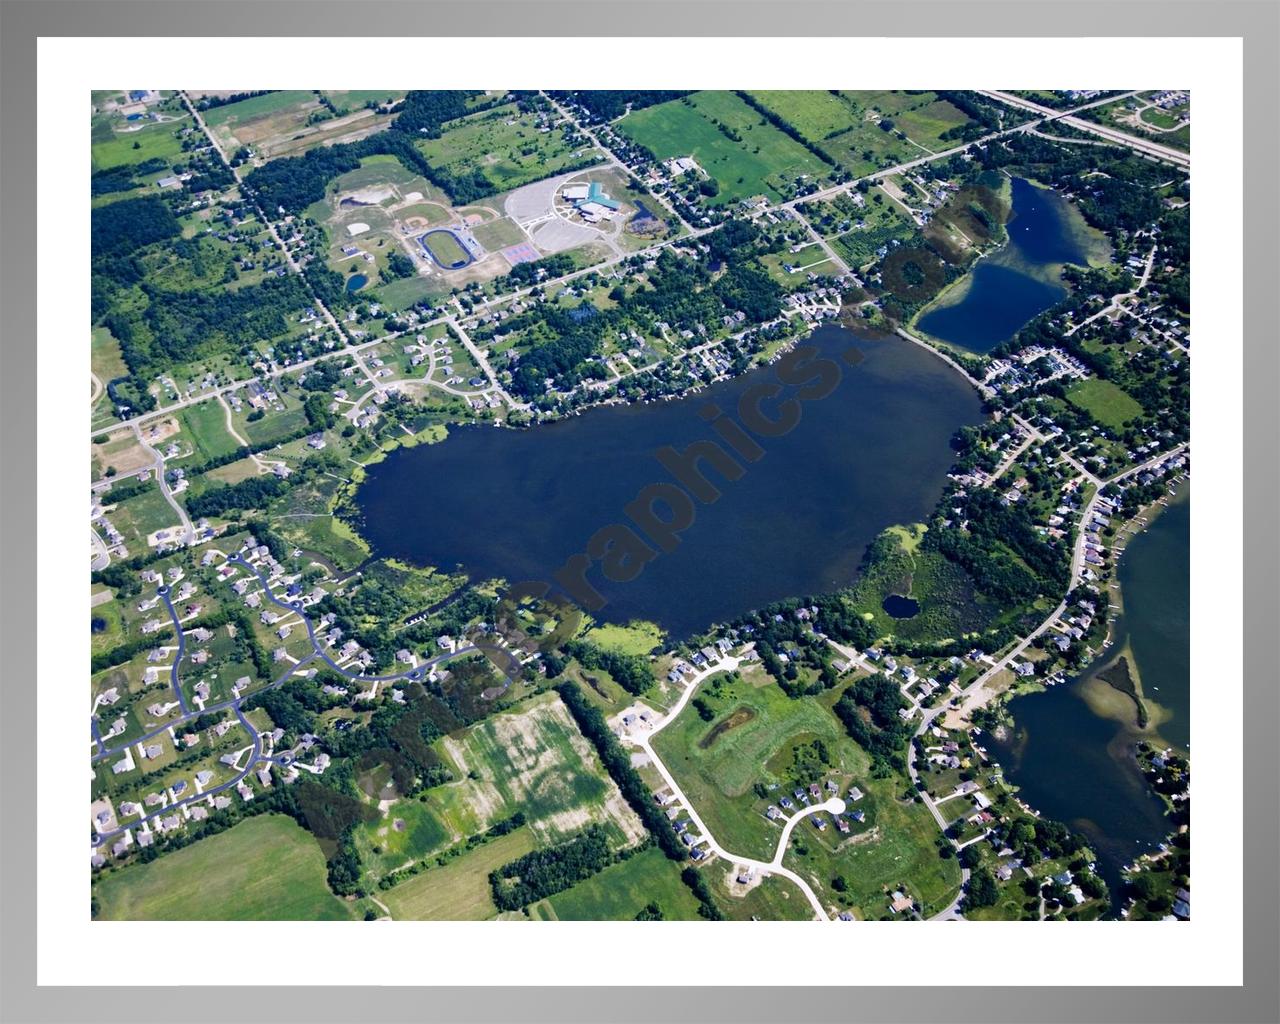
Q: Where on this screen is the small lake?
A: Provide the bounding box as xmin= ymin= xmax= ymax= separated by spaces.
xmin=346 ymin=273 xmax=368 ymax=293
xmin=916 ymin=177 xmax=1105 ymax=354
xmin=987 ymin=488 xmax=1190 ymax=899
xmin=354 ymin=325 xmax=985 ymax=638
xmin=881 ymin=594 xmax=920 ymax=619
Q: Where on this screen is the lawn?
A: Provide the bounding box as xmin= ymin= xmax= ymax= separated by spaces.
xmin=530 ymin=847 xmax=703 ymax=920
xmin=380 ymin=826 xmax=536 ymax=920
xmin=93 ymin=814 xmax=355 ymax=920
xmin=617 ymin=91 xmax=830 ymax=204
xmin=651 ymin=664 xmax=869 ymax=861
xmin=1065 ymin=378 xmax=1144 ymax=429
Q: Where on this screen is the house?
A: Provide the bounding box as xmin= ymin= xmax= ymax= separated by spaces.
xmin=194 ymin=770 xmax=214 ymax=787
xmin=889 ymin=892 xmax=914 ymax=915
xmin=847 ymin=786 xmax=864 ymax=802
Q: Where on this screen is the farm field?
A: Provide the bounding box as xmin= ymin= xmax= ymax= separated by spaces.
xmin=356 ymin=692 xmax=644 ymax=879
xmin=529 ymin=847 xmax=703 ymax=921
xmin=617 ymin=91 xmax=831 ymax=204
xmin=379 ymin=826 xmax=536 ymax=920
xmin=651 ymin=663 xmax=871 ymax=861
xmin=1065 ymin=378 xmax=1144 ymax=428
xmin=93 ymin=815 xmax=355 ymax=920
xmin=746 ymin=90 xmax=974 ymax=177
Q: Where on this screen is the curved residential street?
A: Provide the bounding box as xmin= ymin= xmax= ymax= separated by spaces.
xmin=626 ymin=654 xmax=844 ymax=921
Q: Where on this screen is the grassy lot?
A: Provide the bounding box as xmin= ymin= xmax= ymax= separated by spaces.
xmin=584 ymin=620 xmax=664 ymax=656
xmin=108 ymin=486 xmax=181 ymax=548
xmin=322 ymin=90 xmax=405 ymax=111
xmin=706 ymin=864 xmax=817 ymax=921
xmin=178 ymin=400 xmax=243 ymax=462
xmin=91 ymin=117 xmax=188 ymax=172
xmin=1065 ymin=378 xmax=1144 ymax=428
xmin=651 ymin=664 xmax=869 ymax=861
xmin=782 ymin=771 xmax=963 ymax=919
xmin=416 ymin=101 xmax=601 ymax=195
xmin=93 ymin=815 xmax=355 ymax=920
xmin=380 ymin=826 xmax=536 ymax=920
xmin=530 ymin=847 xmax=703 ymax=921
xmin=618 ymin=91 xmax=830 ymax=204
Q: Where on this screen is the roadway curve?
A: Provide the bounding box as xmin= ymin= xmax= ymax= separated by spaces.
xmin=630 ymin=655 xmax=843 ymax=921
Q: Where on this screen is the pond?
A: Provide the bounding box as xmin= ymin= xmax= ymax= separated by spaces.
xmin=345 ymin=273 xmax=367 ymax=293
xmin=354 ymin=324 xmax=985 ymax=639
xmin=881 ymin=594 xmax=920 ymax=619
xmin=916 ymin=177 xmax=1107 ymax=354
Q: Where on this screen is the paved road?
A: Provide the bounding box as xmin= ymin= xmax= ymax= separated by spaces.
xmin=91 ymin=549 xmax=523 ymax=847
xmin=627 ymin=655 xmax=840 ymax=921
xmin=976 ymin=90 xmax=1190 ymax=169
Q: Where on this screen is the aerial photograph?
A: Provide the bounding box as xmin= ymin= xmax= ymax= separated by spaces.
xmin=88 ymin=88 xmax=1191 ymax=924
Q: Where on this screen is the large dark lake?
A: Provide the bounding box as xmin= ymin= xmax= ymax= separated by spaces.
xmin=987 ymin=488 xmax=1190 ymax=898
xmin=916 ymin=177 xmax=1102 ymax=354
xmin=355 ymin=325 xmax=984 ymax=638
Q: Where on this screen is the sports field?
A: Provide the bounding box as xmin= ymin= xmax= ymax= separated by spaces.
xmin=93 ymin=815 xmax=355 ymax=920
xmin=1066 ymin=378 xmax=1144 ymax=428
xmin=380 ymin=826 xmax=536 ymax=920
xmin=529 ymin=846 xmax=703 ymax=921
xmin=617 ymin=91 xmax=830 ymax=204
xmin=420 ymin=229 xmax=472 ymax=269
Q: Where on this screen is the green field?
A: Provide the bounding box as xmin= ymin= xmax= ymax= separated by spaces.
xmin=1066 ymin=378 xmax=1145 ymax=428
xmin=530 ymin=847 xmax=703 ymax=920
xmin=745 ymin=90 xmax=974 ymax=178
xmin=91 ymin=117 xmax=188 ymax=172
xmin=201 ymin=90 xmax=317 ymax=128
xmin=93 ymin=815 xmax=355 ymax=920
xmin=322 ymin=90 xmax=406 ymax=111
xmin=782 ymin=771 xmax=964 ymax=919
xmin=583 ymin=620 xmax=664 ymax=656
xmin=416 ymin=101 xmax=600 ymax=194
xmin=178 ymin=400 xmax=243 ymax=462
xmin=651 ymin=665 xmax=869 ymax=861
xmin=108 ymin=486 xmax=180 ymax=547
xmin=617 ymin=91 xmax=831 ymax=204
xmin=357 ymin=693 xmax=644 ymax=879
xmin=380 ymin=826 xmax=536 ymax=920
